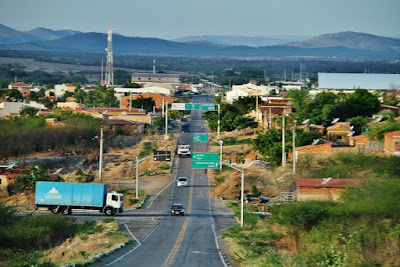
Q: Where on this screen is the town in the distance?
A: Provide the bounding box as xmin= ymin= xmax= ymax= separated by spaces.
xmin=1 ymin=21 xmax=400 ymax=267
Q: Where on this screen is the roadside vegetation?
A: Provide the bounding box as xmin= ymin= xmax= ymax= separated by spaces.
xmin=220 ymin=153 xmax=400 ymax=266
xmin=0 ymin=203 xmax=131 ymax=266
xmin=0 ymin=110 xmax=101 ymax=160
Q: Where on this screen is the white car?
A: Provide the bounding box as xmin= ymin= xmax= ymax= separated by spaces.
xmin=176 ymin=177 xmax=188 ymax=187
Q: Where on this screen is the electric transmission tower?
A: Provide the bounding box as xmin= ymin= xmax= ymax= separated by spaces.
xmin=105 ymin=22 xmax=114 ymax=86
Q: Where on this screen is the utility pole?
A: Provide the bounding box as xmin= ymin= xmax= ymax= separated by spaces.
xmin=293 ymin=120 xmax=297 ymax=174
xmin=99 ymin=128 xmax=104 ymax=181
xmin=165 ymin=102 xmax=169 ymax=140
xmin=135 ymin=156 xmax=139 ymax=199
xmin=282 ymin=112 xmax=286 ymax=167
xmin=217 ymin=104 xmax=221 ymax=138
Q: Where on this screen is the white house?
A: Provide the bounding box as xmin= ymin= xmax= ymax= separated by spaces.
xmin=225 ymin=83 xmax=269 ymax=103
xmin=54 ymin=83 xmax=76 ymax=98
xmin=114 ymin=86 xmax=173 ymax=99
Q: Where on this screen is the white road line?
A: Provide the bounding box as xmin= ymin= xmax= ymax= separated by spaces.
xmin=105 ymin=223 xmax=141 ymax=266
xmin=145 ymin=174 xmax=176 ymax=209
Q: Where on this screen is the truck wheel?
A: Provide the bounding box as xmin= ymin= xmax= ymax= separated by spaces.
xmin=105 ymin=207 xmax=115 ymax=216
xmin=50 ymin=206 xmax=58 ymax=214
xmin=181 ymin=212 xmax=184 ymax=216
xmin=61 ymin=207 xmax=72 ymax=215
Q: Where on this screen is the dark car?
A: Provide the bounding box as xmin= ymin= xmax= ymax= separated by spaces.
xmin=170 ymin=204 xmax=185 ymax=216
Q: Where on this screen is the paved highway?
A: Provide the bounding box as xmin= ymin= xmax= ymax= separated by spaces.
xmin=91 ymin=95 xmax=238 ymax=267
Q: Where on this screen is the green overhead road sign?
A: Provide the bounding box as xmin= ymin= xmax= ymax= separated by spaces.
xmin=193 ymin=133 xmax=208 ymax=142
xmin=192 ymin=152 xmax=219 ymax=169
xmin=201 ymin=104 xmax=216 ymax=111
xmin=186 ymin=103 xmax=201 ymax=110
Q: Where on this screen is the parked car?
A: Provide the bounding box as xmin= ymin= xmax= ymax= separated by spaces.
xmin=170 ymin=204 xmax=185 ymax=216
xmin=176 ymin=177 xmax=188 ymax=187
xmin=258 ymin=196 xmax=270 ymax=203
xmin=244 ymin=194 xmax=253 ymax=203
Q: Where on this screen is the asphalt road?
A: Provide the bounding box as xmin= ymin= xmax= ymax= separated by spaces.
xmin=90 ymin=94 xmax=238 ymax=267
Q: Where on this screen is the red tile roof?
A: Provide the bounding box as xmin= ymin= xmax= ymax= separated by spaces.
xmin=297 ymin=178 xmax=364 ymax=188
xmin=384 ymin=130 xmax=400 ymax=139
xmin=10 ymin=82 xmax=30 ymax=87
xmin=352 ymin=134 xmax=369 ymax=141
xmin=102 ymin=119 xmax=144 ymax=125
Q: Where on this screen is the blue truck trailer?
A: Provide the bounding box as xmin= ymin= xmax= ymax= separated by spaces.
xmin=35 ymin=181 xmax=123 ymax=216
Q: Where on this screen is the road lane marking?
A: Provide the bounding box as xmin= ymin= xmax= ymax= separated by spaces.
xmin=104 ymin=223 xmax=141 ymax=266
xmin=161 ymin=168 xmax=194 ymax=267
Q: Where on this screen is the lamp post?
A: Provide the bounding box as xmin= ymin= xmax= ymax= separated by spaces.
xmin=210 ymin=137 xmax=223 ymax=172
xmin=165 ymin=102 xmax=169 ymax=140
xmin=99 ymin=128 xmax=104 ymax=181
xmin=293 ymin=120 xmax=297 ymax=174
xmin=221 ymin=161 xmax=244 ymax=228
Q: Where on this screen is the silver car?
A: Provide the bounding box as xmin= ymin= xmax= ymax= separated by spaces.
xmin=176 ymin=177 xmax=188 ymax=187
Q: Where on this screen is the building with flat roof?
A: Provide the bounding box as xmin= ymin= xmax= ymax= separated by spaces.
xmin=131 ymin=73 xmax=180 ymax=84
xmin=318 ymin=73 xmax=400 ymax=91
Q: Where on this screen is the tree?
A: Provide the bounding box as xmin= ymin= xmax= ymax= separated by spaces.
xmin=367 ymin=120 xmax=400 ymax=141
xmin=287 ymin=89 xmax=309 ymax=121
xmin=3 ymin=89 xmax=23 ymax=101
xmin=123 ymin=82 xmax=141 ymax=88
xmin=19 ymin=107 xmax=38 ymax=117
xmin=343 ymin=89 xmax=380 ymax=118
xmin=347 ymin=116 xmax=370 ymax=134
xmin=131 ymin=97 xmax=155 ymax=113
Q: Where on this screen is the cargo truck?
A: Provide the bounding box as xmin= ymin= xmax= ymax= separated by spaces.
xmin=35 ymin=181 xmax=123 ymax=216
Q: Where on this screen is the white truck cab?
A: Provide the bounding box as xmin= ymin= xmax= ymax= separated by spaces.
xmin=104 ymin=192 xmax=124 ymax=215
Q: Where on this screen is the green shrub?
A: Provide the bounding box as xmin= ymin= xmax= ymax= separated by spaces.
xmin=270 ymin=201 xmax=336 ymax=230
xmin=129 ymin=198 xmax=139 ymax=204
xmin=158 ymin=164 xmax=171 ymax=170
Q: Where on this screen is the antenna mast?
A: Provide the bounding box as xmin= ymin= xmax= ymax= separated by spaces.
xmin=105 ymin=22 xmax=114 ymax=86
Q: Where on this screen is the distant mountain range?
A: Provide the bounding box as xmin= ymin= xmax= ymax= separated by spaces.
xmin=0 ymin=24 xmax=80 ymax=45
xmin=0 ymin=24 xmax=399 ymax=59
xmin=171 ymin=35 xmax=310 ymax=47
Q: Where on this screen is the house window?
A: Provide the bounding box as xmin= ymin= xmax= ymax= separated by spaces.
xmin=149 ymin=78 xmax=151 ymax=80
xmin=138 ymin=78 xmax=141 ymax=80
xmin=337 ymin=135 xmax=343 ymax=140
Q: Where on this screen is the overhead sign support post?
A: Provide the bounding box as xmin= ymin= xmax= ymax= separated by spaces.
xmin=192 ymin=153 xmax=219 ymax=169
xmin=221 ymin=161 xmax=244 ymax=228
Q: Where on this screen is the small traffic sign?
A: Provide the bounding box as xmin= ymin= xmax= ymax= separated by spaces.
xmin=171 ymin=103 xmax=186 ymax=110
xmin=186 ymin=103 xmax=201 ymax=110
xmin=192 ymin=152 xmax=219 ymax=169
xmin=193 ymin=133 xmax=208 ymax=142
xmin=201 ymin=104 xmax=216 ymax=111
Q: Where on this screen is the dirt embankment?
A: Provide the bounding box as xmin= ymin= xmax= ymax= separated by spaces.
xmin=207 ymin=129 xmax=298 ymax=201
xmin=1 ymin=133 xmax=178 ymax=210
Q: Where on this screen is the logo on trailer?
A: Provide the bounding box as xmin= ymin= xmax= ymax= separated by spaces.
xmin=45 ymin=187 xmax=62 ymax=199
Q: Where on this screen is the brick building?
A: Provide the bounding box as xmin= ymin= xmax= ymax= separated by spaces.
xmin=384 ymin=130 xmax=400 ymax=155
xmin=297 ymin=178 xmax=363 ymax=201
xmin=326 ymin=122 xmax=353 ymax=145
xmin=120 ymin=93 xmax=177 ymax=110
xmin=8 ymin=82 xmax=32 ymax=97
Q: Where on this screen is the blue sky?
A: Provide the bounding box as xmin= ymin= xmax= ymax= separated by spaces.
xmin=1 ymin=0 xmax=399 ymax=39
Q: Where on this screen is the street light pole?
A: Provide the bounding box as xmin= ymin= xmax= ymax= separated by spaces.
xmin=217 ymin=104 xmax=220 ymax=138
xmin=165 ymin=102 xmax=169 ymax=140
xmin=99 ymin=128 xmax=104 ymax=181
xmin=210 ymin=137 xmax=223 ymax=172
xmin=293 ymin=120 xmax=297 ymax=174
xmin=135 ymin=156 xmax=139 ymax=199
xmin=220 ymin=161 xmax=244 ymax=227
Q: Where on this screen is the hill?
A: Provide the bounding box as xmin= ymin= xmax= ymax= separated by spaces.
xmin=172 ymin=35 xmax=309 ymax=47
xmin=1 ymin=24 xmax=400 ymax=59
xmin=285 ymin=31 xmax=400 ymax=51
xmin=0 ymin=24 xmax=43 ymax=45
xmin=25 ymin=27 xmax=80 ymax=40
